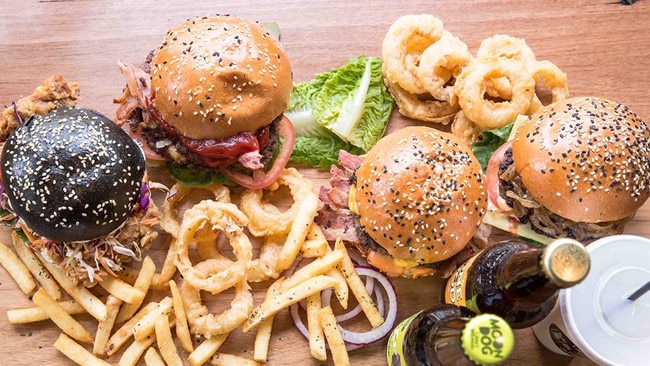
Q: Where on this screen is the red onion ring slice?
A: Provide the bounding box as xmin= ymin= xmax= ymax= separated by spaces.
xmin=339 ymin=267 xmax=397 ymax=346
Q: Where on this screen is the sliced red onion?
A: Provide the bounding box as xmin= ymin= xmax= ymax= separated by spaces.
xmin=12 ymin=101 xmax=22 ymax=124
xmin=321 ymin=276 xmax=375 ymax=323
xmin=339 ymin=267 xmax=397 ymax=346
xmin=289 ymin=266 xmax=397 ymax=350
xmin=290 ymin=302 xmax=310 ymax=339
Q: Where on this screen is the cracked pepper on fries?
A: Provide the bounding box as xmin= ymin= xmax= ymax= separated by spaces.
xmin=0 ymin=167 xmax=389 ymax=365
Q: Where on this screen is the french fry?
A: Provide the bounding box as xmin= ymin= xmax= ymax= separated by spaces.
xmin=327 ymin=267 xmax=349 ymax=309
xmin=154 ymin=314 xmax=183 ymax=366
xmin=210 ymin=353 xmax=261 ymax=366
xmin=300 ymin=223 xmax=329 ymax=258
xmin=280 ymin=249 xmax=344 ymax=291
xmin=115 ymin=256 xmax=156 ymax=323
xmin=93 ymin=295 xmax=122 ymax=356
xmin=7 ymin=300 xmax=85 ymax=324
xmin=276 ymin=193 xmax=319 ymax=271
xmin=319 ymin=305 xmax=350 ymax=366
xmin=12 ymin=232 xmax=61 ymax=300
xmin=119 ymin=334 xmax=156 ymax=366
xmin=335 ymin=239 xmax=384 ymax=328
xmin=253 ymin=278 xmax=283 ymax=362
xmin=98 ymin=275 xmax=145 ymax=305
xmin=106 ymin=301 xmax=158 ymax=356
xmin=244 ymin=275 xmax=337 ymax=332
xmin=32 ymin=287 xmax=94 ymax=344
xmin=53 ymin=333 xmax=112 ymax=366
xmin=169 ymin=279 xmax=193 ymax=352
xmin=189 ymin=333 xmax=230 ymax=366
xmin=0 ymin=240 xmax=36 ymax=295
xmin=144 ymin=347 xmax=166 ymax=366
xmin=133 ymin=296 xmax=173 ymax=342
xmin=151 ymin=237 xmax=178 ymax=289
xmin=306 ymin=293 xmax=327 ymax=361
xmin=40 ymin=258 xmax=107 ymax=321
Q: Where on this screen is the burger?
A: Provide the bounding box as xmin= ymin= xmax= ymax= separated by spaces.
xmin=316 ymin=126 xmax=489 ymax=278
xmin=115 ymin=14 xmax=295 ymax=189
xmin=483 ymin=97 xmax=650 ymax=243
xmin=0 ymin=107 xmax=158 ymax=285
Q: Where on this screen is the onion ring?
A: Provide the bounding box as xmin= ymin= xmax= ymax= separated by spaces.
xmin=527 ymin=59 xmax=569 ymax=113
xmin=181 ymin=258 xmax=253 ymax=338
xmin=383 ymin=75 xmax=459 ymax=123
xmin=455 ymin=57 xmax=535 ymax=129
xmin=173 ymin=200 xmax=252 ymax=294
xmin=476 ymin=34 xmax=536 ymax=64
xmin=451 ymin=110 xmax=484 ymax=146
xmin=382 ymin=14 xmax=446 ymax=94
xmin=160 ymin=182 xmax=231 ymax=237
xmin=416 ymin=32 xmax=472 ymax=104
xmin=246 ymin=234 xmax=284 ymax=282
xmin=240 ymin=167 xmax=314 ymax=237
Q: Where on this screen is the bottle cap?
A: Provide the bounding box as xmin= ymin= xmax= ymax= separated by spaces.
xmin=542 ymin=238 xmax=591 ymax=288
xmin=461 ymin=314 xmax=514 ymax=365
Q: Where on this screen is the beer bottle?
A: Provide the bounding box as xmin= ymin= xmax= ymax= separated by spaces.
xmin=444 ymin=238 xmax=590 ymax=329
xmin=387 ymin=304 xmax=514 ymax=366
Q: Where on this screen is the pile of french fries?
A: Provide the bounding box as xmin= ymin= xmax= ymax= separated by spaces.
xmin=0 ymin=174 xmax=387 ymax=365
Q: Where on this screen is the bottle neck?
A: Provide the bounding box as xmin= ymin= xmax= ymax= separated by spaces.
xmin=497 ymin=246 xmax=560 ymax=308
xmin=424 ymin=316 xmax=476 ymax=366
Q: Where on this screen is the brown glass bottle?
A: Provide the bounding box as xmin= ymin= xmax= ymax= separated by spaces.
xmin=444 ymin=238 xmax=590 ymax=329
xmin=386 ymin=304 xmax=514 ymax=366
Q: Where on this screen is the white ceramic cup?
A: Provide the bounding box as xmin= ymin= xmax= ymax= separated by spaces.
xmin=532 ymin=234 xmax=650 ymax=365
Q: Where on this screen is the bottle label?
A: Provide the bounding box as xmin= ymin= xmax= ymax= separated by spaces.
xmin=444 ymin=254 xmax=479 ymax=310
xmin=386 ymin=311 xmax=420 ymax=366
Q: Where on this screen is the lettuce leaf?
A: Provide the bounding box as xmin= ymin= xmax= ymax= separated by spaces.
xmin=472 ymin=124 xmax=514 ymax=171
xmin=166 ymin=163 xmax=235 ymax=187
xmin=285 ymin=56 xmax=393 ymax=168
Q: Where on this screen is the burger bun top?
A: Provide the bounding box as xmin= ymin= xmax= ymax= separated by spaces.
xmin=512 ymin=97 xmax=650 ymax=223
xmin=150 ymin=15 xmax=293 ymax=140
xmin=354 ymin=126 xmax=488 ymax=265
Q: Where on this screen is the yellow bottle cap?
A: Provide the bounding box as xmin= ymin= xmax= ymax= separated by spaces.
xmin=461 ymin=314 xmax=514 ymax=366
xmin=543 ymin=238 xmax=591 ymax=288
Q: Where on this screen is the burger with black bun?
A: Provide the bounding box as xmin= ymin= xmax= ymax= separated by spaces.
xmin=483 ymin=97 xmax=650 ymax=243
xmin=1 ymin=107 xmax=158 ymax=286
xmin=115 ymin=14 xmax=295 ymax=189
xmin=316 ymin=126 xmax=489 ymax=278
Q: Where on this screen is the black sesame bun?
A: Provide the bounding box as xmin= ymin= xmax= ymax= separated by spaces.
xmin=512 ymin=97 xmax=650 ymax=223
xmin=149 ymin=14 xmax=293 ymax=140
xmin=354 ymin=126 xmax=488 ymax=273
xmin=1 ymin=107 xmax=146 ymax=242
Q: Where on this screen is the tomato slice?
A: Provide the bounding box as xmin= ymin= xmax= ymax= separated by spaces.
xmin=485 ymin=140 xmax=513 ymax=212
xmin=222 ymin=115 xmax=296 ymax=189
xmin=121 ymin=124 xmax=170 ymax=163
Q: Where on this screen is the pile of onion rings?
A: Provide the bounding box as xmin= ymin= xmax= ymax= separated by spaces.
xmin=155 ymin=167 xmax=394 ymax=364
xmin=381 ymin=14 xmax=570 ymax=144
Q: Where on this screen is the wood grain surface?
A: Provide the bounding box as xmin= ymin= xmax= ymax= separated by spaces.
xmin=1 ymin=0 xmax=649 ymax=365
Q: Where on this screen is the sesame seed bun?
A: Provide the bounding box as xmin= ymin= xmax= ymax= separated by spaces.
xmin=512 ymin=97 xmax=650 ymax=223
xmin=354 ymin=126 xmax=488 ymax=267
xmin=1 ymin=107 xmax=146 ymax=242
xmin=149 ymin=15 xmax=293 ymax=140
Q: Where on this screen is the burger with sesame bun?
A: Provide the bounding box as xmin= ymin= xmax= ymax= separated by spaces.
xmin=316 ymin=126 xmax=489 ymax=278
xmin=0 ymin=107 xmax=158 ymax=286
xmin=483 ymin=97 xmax=650 ymax=244
xmin=115 ymin=14 xmax=295 ymax=189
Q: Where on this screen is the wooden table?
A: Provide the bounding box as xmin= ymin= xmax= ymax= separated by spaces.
xmin=1 ymin=0 xmax=648 ymax=365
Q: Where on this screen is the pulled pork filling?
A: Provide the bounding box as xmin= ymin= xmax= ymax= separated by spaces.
xmin=315 ymin=151 xmax=488 ymax=278
xmin=498 ymin=146 xmax=627 ymax=242
xmin=0 ymin=180 xmax=160 ymax=287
